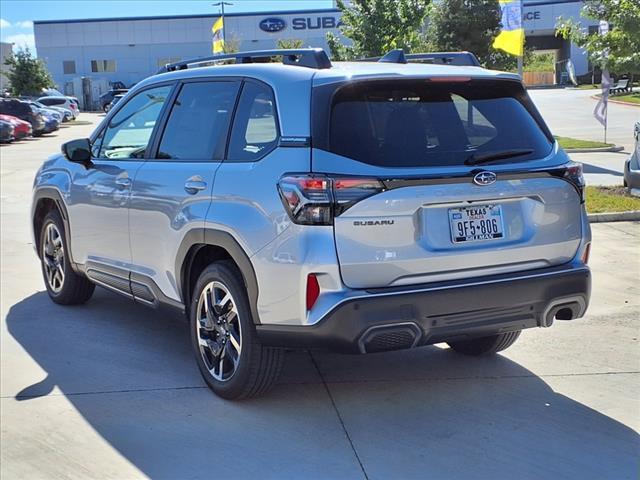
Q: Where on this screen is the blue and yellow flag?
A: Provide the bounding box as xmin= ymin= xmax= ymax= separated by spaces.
xmin=212 ymin=17 xmax=224 ymax=54
xmin=493 ymin=0 xmax=524 ymax=57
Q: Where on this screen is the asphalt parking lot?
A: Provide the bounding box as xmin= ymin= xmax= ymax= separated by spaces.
xmin=1 ymin=93 xmax=639 ymax=479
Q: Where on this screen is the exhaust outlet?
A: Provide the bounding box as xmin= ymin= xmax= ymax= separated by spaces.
xmin=357 ymin=322 xmax=422 ymax=354
xmin=541 ymin=296 xmax=587 ymax=327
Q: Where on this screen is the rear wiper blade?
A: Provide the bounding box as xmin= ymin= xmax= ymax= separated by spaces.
xmin=465 ymin=149 xmax=534 ymax=166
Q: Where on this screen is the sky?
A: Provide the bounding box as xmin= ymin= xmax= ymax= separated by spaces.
xmin=0 ymin=0 xmax=333 ymax=52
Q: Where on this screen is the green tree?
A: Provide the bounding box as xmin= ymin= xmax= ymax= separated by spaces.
xmin=277 ymin=39 xmax=305 ymax=49
xmin=222 ymin=34 xmax=240 ymax=53
xmin=2 ymin=48 xmax=55 ymax=96
xmin=423 ymin=0 xmax=502 ymax=66
xmin=556 ymin=0 xmax=640 ymax=75
xmin=327 ymin=0 xmax=431 ymax=60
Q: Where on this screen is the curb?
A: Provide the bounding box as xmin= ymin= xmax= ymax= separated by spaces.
xmin=565 ymin=145 xmax=625 ymax=153
xmin=590 ymin=94 xmax=639 ymax=107
xmin=588 ymin=210 xmax=640 ymax=223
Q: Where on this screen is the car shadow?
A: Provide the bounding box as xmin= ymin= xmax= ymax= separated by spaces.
xmin=5 ymin=289 xmax=639 ymax=479
xmin=582 ymin=163 xmax=625 ymax=176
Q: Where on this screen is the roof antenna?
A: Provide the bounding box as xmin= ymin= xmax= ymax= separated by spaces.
xmin=378 ymin=49 xmax=407 ymax=64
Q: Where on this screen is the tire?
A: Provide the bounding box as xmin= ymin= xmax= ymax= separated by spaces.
xmin=39 ymin=210 xmax=95 ymax=305
xmin=190 ymin=261 xmax=284 ymax=400
xmin=447 ymin=330 xmax=521 ymax=356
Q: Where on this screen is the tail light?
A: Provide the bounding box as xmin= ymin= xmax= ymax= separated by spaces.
xmin=278 ymin=174 xmax=385 ymax=225
xmin=306 ymin=274 xmax=320 ymax=311
xmin=563 ymin=161 xmax=585 ymax=202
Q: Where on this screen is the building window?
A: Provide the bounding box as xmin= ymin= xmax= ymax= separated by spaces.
xmin=91 ymin=60 xmax=116 ymax=73
xmin=62 ymin=60 xmax=76 ymax=75
xmin=157 ymin=57 xmax=181 ymax=69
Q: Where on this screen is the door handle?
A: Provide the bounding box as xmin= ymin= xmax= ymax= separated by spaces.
xmin=184 ymin=180 xmax=207 ymax=194
xmin=115 ymin=177 xmax=131 ymax=189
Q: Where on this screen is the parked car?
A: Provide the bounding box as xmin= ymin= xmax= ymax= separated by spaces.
xmin=624 ymin=121 xmax=640 ymax=190
xmin=100 ymin=89 xmax=129 ymax=112
xmin=106 ymin=93 xmax=125 ymax=112
xmin=23 ymin=100 xmax=64 ymax=124
xmin=40 ymin=103 xmax=73 ymax=122
xmin=40 ymin=111 xmax=60 ymax=133
xmin=37 ymin=96 xmax=79 ymax=119
xmin=0 ymin=114 xmax=32 ymax=139
xmin=40 ymin=88 xmax=80 ymax=104
xmin=0 ymin=119 xmax=15 ymax=143
xmin=31 ymin=48 xmax=592 ymax=400
xmin=0 ymin=99 xmax=46 ymax=136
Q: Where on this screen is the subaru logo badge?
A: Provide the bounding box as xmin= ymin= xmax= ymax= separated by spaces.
xmin=259 ymin=18 xmax=286 ymax=33
xmin=473 ymin=171 xmax=497 ymax=186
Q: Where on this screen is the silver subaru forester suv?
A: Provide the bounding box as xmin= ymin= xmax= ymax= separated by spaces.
xmin=31 ymin=49 xmax=591 ymax=399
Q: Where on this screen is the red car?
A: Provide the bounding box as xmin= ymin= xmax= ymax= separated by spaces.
xmin=0 ymin=114 xmax=32 ymax=139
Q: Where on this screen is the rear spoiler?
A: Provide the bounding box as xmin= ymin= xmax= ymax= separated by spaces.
xmin=361 ymin=49 xmax=481 ymax=67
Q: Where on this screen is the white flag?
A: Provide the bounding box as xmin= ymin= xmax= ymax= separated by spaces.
xmin=593 ymin=21 xmax=611 ymax=128
xmin=594 ymin=69 xmax=612 ymax=128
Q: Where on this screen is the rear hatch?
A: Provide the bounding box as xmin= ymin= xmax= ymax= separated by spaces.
xmin=310 ymin=77 xmax=583 ymax=289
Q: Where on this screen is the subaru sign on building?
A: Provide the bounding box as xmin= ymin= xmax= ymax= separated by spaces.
xmin=259 ymin=18 xmax=287 ymax=33
xmin=33 ymin=2 xmax=596 ymax=101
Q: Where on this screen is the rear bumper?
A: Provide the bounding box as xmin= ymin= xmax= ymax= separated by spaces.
xmin=256 ymin=263 xmax=591 ymax=353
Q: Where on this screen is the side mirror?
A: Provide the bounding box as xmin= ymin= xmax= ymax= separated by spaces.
xmin=62 ymin=138 xmax=92 ymax=166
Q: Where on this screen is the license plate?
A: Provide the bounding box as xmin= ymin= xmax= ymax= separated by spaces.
xmin=449 ymin=204 xmax=504 ymax=243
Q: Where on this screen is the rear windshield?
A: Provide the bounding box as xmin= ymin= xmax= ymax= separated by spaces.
xmin=315 ymin=79 xmax=553 ymax=168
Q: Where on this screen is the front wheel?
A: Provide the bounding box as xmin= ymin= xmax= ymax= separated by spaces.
xmin=39 ymin=210 xmax=95 ymax=304
xmin=447 ymin=331 xmax=521 ymax=356
xmin=190 ymin=262 xmax=284 ymax=400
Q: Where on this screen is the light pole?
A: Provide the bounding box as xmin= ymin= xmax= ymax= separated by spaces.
xmin=212 ymin=2 xmax=233 ymax=43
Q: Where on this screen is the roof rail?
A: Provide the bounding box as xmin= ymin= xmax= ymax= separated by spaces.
xmin=157 ymin=48 xmax=332 ymax=74
xmin=403 ymin=52 xmax=481 ymax=67
xmin=360 ymin=49 xmax=481 ymax=67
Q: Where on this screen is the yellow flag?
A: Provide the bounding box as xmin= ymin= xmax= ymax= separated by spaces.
xmin=493 ymin=0 xmax=524 ymax=57
xmin=212 ymin=17 xmax=224 ymax=54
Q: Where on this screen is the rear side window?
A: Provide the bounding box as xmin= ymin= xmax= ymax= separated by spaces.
xmin=44 ymin=98 xmax=65 ymax=106
xmin=157 ymin=81 xmax=240 ymax=161
xmin=320 ymin=79 xmax=552 ymax=168
xmin=227 ymin=81 xmax=278 ymax=162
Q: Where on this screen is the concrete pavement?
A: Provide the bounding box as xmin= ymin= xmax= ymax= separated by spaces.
xmin=1 ymin=113 xmax=639 ymax=479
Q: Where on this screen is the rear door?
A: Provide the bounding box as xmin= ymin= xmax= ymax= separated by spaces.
xmin=311 ymin=77 xmax=583 ymax=289
xmin=128 ymin=79 xmax=241 ymax=302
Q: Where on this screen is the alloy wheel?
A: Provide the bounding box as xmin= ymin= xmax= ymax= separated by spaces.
xmin=195 ymin=281 xmax=242 ymax=382
xmin=42 ymin=223 xmax=65 ymax=293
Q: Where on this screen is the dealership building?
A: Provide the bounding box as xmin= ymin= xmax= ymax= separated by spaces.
xmin=33 ymin=0 xmax=596 ymax=108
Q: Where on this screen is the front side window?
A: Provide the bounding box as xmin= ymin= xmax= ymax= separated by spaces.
xmin=91 ymin=60 xmax=116 ymax=73
xmin=227 ymin=82 xmax=278 ymax=162
xmin=322 ymin=79 xmax=553 ymax=168
xmin=157 ymin=81 xmax=240 ymax=161
xmin=98 ymin=85 xmax=171 ymax=159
